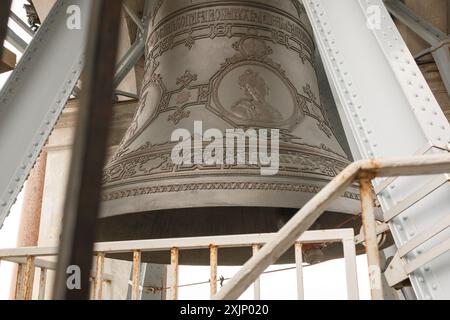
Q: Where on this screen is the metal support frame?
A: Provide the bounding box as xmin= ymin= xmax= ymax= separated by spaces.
xmin=0 ymin=228 xmax=360 ymax=300
xmin=360 ymin=179 xmax=383 ymax=300
xmin=0 ymin=0 xmax=92 ymax=230
xmin=9 ymin=11 xmax=35 ymax=37
xmin=6 ymin=27 xmax=28 ymax=53
xmin=303 ymin=0 xmax=450 ymax=300
xmin=53 ymin=0 xmax=123 ymax=300
xmin=169 ymin=247 xmax=179 ymax=300
xmin=384 ymin=0 xmax=450 ymax=96
xmin=214 ymin=155 xmax=450 ymax=300
xmin=294 ymin=242 xmax=304 ymax=300
xmin=342 ymin=238 xmax=359 ymax=299
xmin=123 ymin=2 xmax=144 ymax=33
xmin=0 ymin=0 xmax=146 ymax=230
xmin=210 ymin=245 xmax=218 ymax=298
xmin=252 ymin=244 xmax=261 ymax=300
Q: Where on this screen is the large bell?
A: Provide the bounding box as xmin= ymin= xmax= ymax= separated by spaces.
xmin=98 ymin=0 xmax=362 ymax=265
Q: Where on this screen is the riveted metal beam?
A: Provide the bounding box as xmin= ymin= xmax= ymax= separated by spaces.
xmin=0 ymin=0 xmax=92 ymax=231
xmin=303 ymin=0 xmax=450 ymax=300
xmin=384 ymin=0 xmax=450 ymax=96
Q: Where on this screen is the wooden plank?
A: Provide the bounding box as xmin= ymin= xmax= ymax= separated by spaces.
xmin=1 ymin=47 xmax=16 ymax=73
xmin=342 ymin=238 xmax=359 ymax=300
xmin=0 ymin=229 xmax=355 ymax=258
xmin=252 ymin=244 xmax=261 ymax=300
xmin=0 ymin=1 xmax=12 ymax=58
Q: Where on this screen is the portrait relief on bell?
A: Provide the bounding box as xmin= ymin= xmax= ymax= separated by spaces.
xmin=209 ymin=37 xmax=305 ymax=129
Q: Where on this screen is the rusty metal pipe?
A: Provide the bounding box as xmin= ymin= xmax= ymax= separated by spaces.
xmin=210 ymin=245 xmax=218 ymax=298
xmin=170 ymin=247 xmax=179 ymax=300
xmin=23 ymin=256 xmax=35 ymax=300
xmin=359 ymin=178 xmax=383 ymax=300
xmin=93 ymin=253 xmax=105 ymax=300
xmin=131 ymin=250 xmax=141 ymax=300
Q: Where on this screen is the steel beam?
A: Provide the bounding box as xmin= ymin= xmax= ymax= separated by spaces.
xmin=53 ymin=0 xmax=123 ymax=300
xmin=114 ymin=38 xmax=144 ymax=88
xmin=6 ymin=27 xmax=28 ymax=53
xmin=384 ymin=0 xmax=450 ymax=96
xmin=213 ymin=154 xmax=450 ymax=299
xmin=123 ymin=2 xmax=144 ymax=33
xmin=0 ymin=0 xmax=92 ymax=230
xmin=9 ymin=11 xmax=35 ymax=37
xmin=303 ymin=0 xmax=450 ymax=300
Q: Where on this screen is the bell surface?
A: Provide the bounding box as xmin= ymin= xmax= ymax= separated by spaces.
xmin=98 ymin=0 xmax=364 ymax=265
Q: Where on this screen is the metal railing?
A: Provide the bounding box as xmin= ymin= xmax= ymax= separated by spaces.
xmin=0 ymin=229 xmax=358 ymax=300
xmin=1 ymin=154 xmax=449 ymax=300
xmin=214 ymin=154 xmax=450 ymax=300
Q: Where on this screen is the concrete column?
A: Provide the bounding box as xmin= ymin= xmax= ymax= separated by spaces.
xmin=9 ymin=150 xmax=47 ymax=299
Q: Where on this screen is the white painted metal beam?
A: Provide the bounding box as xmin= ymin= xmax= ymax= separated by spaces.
xmin=303 ymin=0 xmax=450 ymax=300
xmin=384 ymin=0 xmax=450 ymax=96
xmin=0 ymin=229 xmax=355 ymax=258
xmin=5 ymin=27 xmax=28 ymax=53
xmin=0 ymin=0 xmax=92 ymax=228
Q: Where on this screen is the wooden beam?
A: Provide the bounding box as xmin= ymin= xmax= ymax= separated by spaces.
xmin=1 ymin=46 xmax=16 ymax=73
xmin=0 ymin=1 xmax=12 ymax=58
xmin=52 ymin=0 xmax=123 ymax=300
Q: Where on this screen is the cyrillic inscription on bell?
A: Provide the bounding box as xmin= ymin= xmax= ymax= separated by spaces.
xmin=99 ymin=0 xmax=361 ymax=265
